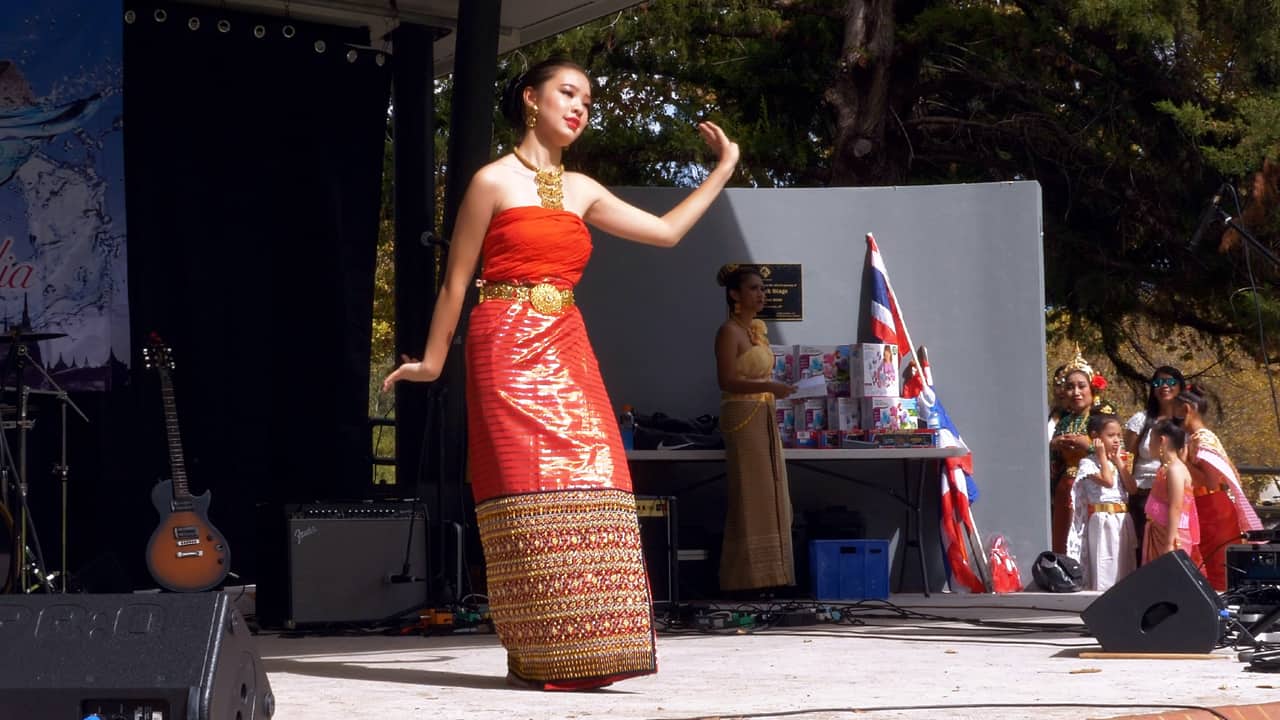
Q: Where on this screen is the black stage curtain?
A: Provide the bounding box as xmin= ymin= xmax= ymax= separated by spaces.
xmin=73 ymin=2 xmax=392 ymax=588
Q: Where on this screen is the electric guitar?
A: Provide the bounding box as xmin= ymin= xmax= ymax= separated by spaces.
xmin=143 ymin=335 xmax=230 ymax=592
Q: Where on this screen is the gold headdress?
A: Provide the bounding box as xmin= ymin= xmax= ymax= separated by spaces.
xmin=1061 ymin=344 xmax=1094 ymax=381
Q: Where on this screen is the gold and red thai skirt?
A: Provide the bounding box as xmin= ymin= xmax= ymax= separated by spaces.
xmin=475 ymin=489 xmax=656 ymax=686
xmin=466 ymin=286 xmax=655 ymax=687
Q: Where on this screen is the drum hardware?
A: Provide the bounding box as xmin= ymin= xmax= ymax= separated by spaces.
xmin=0 ymin=327 xmax=86 ymax=594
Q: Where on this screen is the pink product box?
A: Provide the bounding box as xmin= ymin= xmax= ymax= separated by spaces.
xmin=833 ymin=396 xmax=859 ymax=431
xmin=855 ymin=342 xmax=899 ymax=398
xmin=770 ymin=344 xmax=797 ymax=384
xmin=825 ymin=345 xmax=855 ymax=397
xmin=801 ymin=398 xmax=828 ymax=431
xmin=775 ymin=399 xmax=796 ymax=432
xmin=795 ymin=345 xmax=835 ymax=381
xmin=860 ymin=397 xmax=919 ymax=431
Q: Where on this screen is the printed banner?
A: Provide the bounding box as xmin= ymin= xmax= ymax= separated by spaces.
xmin=0 ymin=0 xmax=128 ymax=391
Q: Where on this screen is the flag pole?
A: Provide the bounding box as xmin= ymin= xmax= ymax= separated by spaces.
xmin=867 ymin=233 xmax=923 ymax=378
xmin=868 ymin=232 xmax=991 ymax=592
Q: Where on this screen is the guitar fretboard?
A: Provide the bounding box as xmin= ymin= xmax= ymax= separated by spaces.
xmin=157 ymin=370 xmax=191 ymax=500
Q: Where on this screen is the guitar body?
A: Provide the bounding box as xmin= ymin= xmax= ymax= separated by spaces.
xmin=145 ymin=479 xmax=230 ymax=592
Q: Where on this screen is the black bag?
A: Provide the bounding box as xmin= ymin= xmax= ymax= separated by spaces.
xmin=633 ymin=425 xmax=723 ymax=451
xmin=634 ymin=412 xmax=718 ymax=436
xmin=1031 ymin=551 xmax=1084 ymax=593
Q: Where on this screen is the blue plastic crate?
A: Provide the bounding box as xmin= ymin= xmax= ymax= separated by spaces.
xmin=809 ymin=539 xmax=890 ymax=600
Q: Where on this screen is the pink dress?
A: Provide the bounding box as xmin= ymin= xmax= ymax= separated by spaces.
xmin=1142 ymin=465 xmax=1200 ymax=565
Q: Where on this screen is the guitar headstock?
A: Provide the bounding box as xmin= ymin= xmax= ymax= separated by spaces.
xmin=142 ymin=332 xmax=175 ymax=371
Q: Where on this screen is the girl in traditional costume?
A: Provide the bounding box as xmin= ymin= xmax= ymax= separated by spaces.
xmin=1067 ymin=414 xmax=1137 ymax=590
xmin=1143 ymin=419 xmax=1200 ymax=565
xmin=1176 ymin=386 xmax=1262 ymax=590
xmin=383 ymin=57 xmax=739 ymax=690
xmin=714 ymin=265 xmax=797 ymax=592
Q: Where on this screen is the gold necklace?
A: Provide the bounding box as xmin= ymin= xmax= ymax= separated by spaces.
xmin=512 ymin=148 xmax=564 ymax=210
xmin=731 ymin=315 xmax=761 ymax=345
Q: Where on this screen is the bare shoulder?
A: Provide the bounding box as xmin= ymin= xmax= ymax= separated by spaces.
xmin=470 ymin=160 xmax=510 ymax=189
xmin=566 ymin=170 xmax=606 ymax=200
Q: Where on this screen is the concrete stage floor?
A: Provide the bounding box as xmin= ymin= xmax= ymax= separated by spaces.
xmin=248 ymin=592 xmax=1280 ymax=720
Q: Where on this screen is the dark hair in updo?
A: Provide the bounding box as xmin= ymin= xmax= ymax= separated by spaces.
xmin=1153 ymin=417 xmax=1187 ymax=451
xmin=500 ymin=57 xmax=588 ymax=130
xmin=1177 ymin=384 xmax=1209 ymax=415
xmin=716 ymin=264 xmax=762 ymax=311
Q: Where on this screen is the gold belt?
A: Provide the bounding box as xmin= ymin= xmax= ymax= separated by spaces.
xmin=1089 ymin=502 xmax=1127 ymax=515
xmin=1193 ymin=484 xmax=1229 ymax=497
xmin=478 ymin=281 xmax=575 ymax=315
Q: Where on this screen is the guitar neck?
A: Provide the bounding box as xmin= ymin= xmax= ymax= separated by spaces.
xmin=157 ymin=371 xmax=191 ymax=499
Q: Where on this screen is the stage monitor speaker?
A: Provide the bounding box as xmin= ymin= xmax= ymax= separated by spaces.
xmin=0 ymin=592 xmax=273 ymax=719
xmin=258 ymin=502 xmax=428 ymax=628
xmin=1081 ymin=549 xmax=1223 ymax=653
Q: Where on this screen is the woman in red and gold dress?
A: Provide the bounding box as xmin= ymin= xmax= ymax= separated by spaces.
xmin=1176 ymin=386 xmax=1262 ymax=589
xmin=383 ymin=57 xmax=738 ymax=690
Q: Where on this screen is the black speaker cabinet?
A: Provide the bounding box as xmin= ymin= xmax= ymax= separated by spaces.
xmin=637 ymin=495 xmax=679 ymax=605
xmin=0 ymin=592 xmax=273 ymax=719
xmin=258 ymin=502 xmax=428 ymax=628
xmin=1081 ymin=549 xmax=1223 ymax=653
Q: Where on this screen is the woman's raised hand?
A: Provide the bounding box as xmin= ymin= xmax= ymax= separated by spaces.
xmin=697 ymin=121 xmax=740 ymax=169
xmin=381 ymin=353 xmax=440 ymax=392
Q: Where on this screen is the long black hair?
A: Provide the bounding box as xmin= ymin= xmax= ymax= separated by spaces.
xmin=500 ymin=57 xmax=588 ymax=130
xmin=1138 ymin=365 xmax=1186 ymax=449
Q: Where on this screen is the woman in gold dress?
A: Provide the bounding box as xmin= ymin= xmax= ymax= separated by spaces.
xmin=714 ymin=265 xmax=797 ymax=591
xmin=384 ymin=57 xmax=739 ymax=689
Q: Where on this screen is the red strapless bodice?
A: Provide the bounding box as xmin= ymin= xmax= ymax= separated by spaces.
xmin=480 ymin=206 xmax=592 ymax=285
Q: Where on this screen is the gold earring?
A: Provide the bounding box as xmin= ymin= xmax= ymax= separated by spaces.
xmin=525 ymin=104 xmax=538 ymax=128
xmin=732 ymin=301 xmax=741 ymax=314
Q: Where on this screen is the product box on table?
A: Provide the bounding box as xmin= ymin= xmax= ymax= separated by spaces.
xmin=854 ymin=343 xmax=899 ymax=398
xmin=810 ymin=538 xmax=890 ymax=600
xmin=870 ymin=430 xmax=939 ymax=448
xmin=860 ymin=397 xmax=918 ymax=431
xmin=833 ymin=396 xmax=859 ymax=431
xmin=795 ymin=429 xmax=818 ymax=449
xmin=799 ymin=397 xmax=829 ymax=431
xmin=770 ymin=344 xmax=796 ymax=384
xmin=818 ymin=430 xmax=843 ymax=449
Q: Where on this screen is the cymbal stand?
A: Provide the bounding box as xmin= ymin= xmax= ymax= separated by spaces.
xmin=0 ymin=345 xmax=49 ymax=593
xmin=0 ymin=408 xmax=41 ymax=592
xmin=22 ymin=348 xmax=87 ymax=593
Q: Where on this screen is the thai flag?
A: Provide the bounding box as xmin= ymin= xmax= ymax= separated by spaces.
xmin=867 ymin=235 xmax=913 ymax=361
xmin=866 ymin=233 xmax=988 ymax=593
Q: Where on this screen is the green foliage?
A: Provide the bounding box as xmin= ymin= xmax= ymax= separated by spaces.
xmin=369 ymin=0 xmax=1280 ymax=469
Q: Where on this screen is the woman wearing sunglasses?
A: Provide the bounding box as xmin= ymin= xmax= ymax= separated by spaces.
xmin=1124 ymin=366 xmax=1186 ymax=550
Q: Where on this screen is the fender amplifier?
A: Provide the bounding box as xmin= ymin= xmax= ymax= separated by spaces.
xmin=257 ymin=502 xmax=428 ymax=628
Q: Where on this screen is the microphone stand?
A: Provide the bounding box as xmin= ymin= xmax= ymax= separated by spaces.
xmin=1217 ymin=208 xmax=1280 ymax=270
xmin=24 ymin=353 xmax=88 ymax=593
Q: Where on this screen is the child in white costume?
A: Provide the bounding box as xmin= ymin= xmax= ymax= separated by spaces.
xmin=1068 ymin=414 xmax=1138 ymax=591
